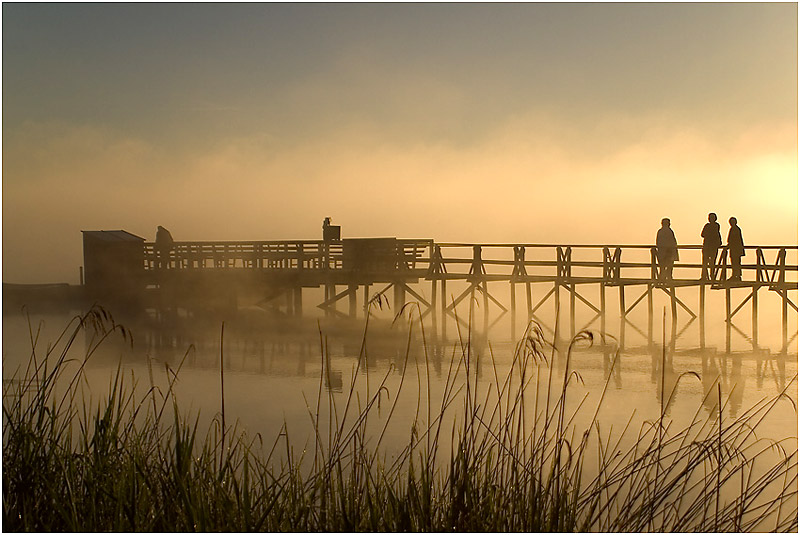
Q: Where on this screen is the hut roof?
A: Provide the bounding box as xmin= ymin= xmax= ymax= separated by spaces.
xmin=81 ymin=230 xmax=145 ymax=242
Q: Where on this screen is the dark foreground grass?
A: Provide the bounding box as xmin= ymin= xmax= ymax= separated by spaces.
xmin=3 ymin=305 xmax=798 ymax=531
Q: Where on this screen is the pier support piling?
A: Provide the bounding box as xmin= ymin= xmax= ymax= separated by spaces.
xmin=619 ymin=285 xmax=626 ymax=350
xmin=431 ymin=279 xmax=438 ymax=338
xmin=349 ymin=284 xmax=357 ymax=318
xmin=725 ymin=287 xmax=732 ymax=353
xmin=752 ymin=286 xmax=758 ymax=351
xmin=555 ymin=283 xmax=561 ymax=339
xmin=647 ymin=283 xmax=653 ymax=347
xmin=600 ymin=282 xmax=606 ymax=340
xmin=526 ymin=282 xmax=532 ymax=323
xmin=699 ymin=283 xmax=705 ymax=349
xmin=782 ymin=288 xmax=788 ymax=354
xmin=394 ymin=282 xmax=406 ymax=314
xmin=670 ymin=285 xmax=677 ymax=343
xmin=483 ymin=280 xmax=489 ymax=334
xmin=441 ymin=279 xmax=447 ymax=340
xmin=510 ymin=281 xmax=516 ymax=341
xmin=569 ymin=283 xmax=576 ymax=339
xmin=325 ymin=284 xmax=334 ymax=318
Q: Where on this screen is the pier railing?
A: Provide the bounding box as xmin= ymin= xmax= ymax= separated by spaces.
xmin=427 ymin=244 xmax=797 ymax=287
xmin=144 ymin=239 xmax=433 ymax=273
xmin=144 ymin=240 xmax=797 ymax=287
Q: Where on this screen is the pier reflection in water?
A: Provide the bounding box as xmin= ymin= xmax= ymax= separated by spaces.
xmin=3 ymin=310 xmax=796 ymax=454
xmin=3 ymin=308 xmax=797 ymax=531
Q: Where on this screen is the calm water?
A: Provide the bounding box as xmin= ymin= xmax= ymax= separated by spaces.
xmin=3 ymin=309 xmax=796 ymax=453
xmin=3 ymin=307 xmax=797 ymax=530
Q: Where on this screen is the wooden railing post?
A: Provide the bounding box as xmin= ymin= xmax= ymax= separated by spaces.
xmin=556 ymin=246 xmax=571 ymax=279
xmin=650 ymin=247 xmax=658 ymax=281
xmin=756 ymin=248 xmax=766 ymax=282
xmin=721 ymin=247 xmax=729 ymax=282
xmin=511 ymin=246 xmax=527 ymax=279
xmin=468 ymin=245 xmax=485 ymax=279
xmin=296 ymin=243 xmax=305 ymax=271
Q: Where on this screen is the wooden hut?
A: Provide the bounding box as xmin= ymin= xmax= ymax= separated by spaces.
xmin=82 ymin=230 xmax=145 ymax=301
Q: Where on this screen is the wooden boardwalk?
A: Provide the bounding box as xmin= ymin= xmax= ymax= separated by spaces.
xmin=137 ymin=239 xmax=797 ymax=353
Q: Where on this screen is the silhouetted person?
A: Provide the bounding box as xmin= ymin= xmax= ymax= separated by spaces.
xmin=727 ymin=217 xmax=744 ymax=281
xmin=656 ymin=218 xmax=679 ymax=280
xmin=701 ymin=212 xmax=722 ymax=280
xmin=155 ymin=225 xmax=174 ymax=269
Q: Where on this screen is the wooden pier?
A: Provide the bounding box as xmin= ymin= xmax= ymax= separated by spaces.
xmin=79 ymin=231 xmax=797 ymax=353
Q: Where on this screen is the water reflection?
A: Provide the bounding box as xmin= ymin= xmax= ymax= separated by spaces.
xmin=3 ymin=311 xmax=796 ymax=430
xmin=107 ymin=317 xmax=794 ymax=417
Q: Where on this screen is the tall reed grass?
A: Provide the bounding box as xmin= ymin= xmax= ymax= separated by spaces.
xmin=3 ymin=304 xmax=797 ymax=531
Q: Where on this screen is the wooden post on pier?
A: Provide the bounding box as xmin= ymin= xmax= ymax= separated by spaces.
xmin=441 ymin=279 xmax=447 ymax=339
xmin=670 ymin=285 xmax=677 ymax=343
xmin=699 ymin=282 xmax=705 ymax=349
xmin=555 ymin=283 xmax=561 ymax=338
xmin=483 ymin=280 xmax=489 ymax=334
xmin=286 ymin=290 xmax=293 ymax=316
xmin=363 ymin=284 xmax=369 ymax=317
xmin=619 ymin=285 xmax=626 ymax=349
xmin=649 ymin=248 xmax=657 ymax=347
xmin=779 ymin=248 xmax=788 ymax=354
xmin=349 ymin=284 xmax=357 ymax=318
xmin=782 ymin=288 xmax=788 ymax=354
xmin=510 ymin=281 xmax=516 ymax=341
xmin=725 ymin=287 xmax=732 ymax=353
xmin=431 ymin=278 xmax=438 ymax=338
xmin=394 ymin=283 xmax=406 ymax=313
xmin=467 ymin=245 xmax=488 ymax=334
xmin=569 ymin=283 xmax=576 ymax=339
xmin=526 ymin=282 xmax=532 ymax=323
xmin=294 ymin=287 xmax=303 ymax=318
xmin=325 ymin=284 xmax=334 ymax=318
xmin=647 ymin=283 xmax=654 ymax=347
xmin=510 ymin=245 xmax=526 ymax=341
xmin=427 ymin=244 xmax=444 ymax=338
xmin=600 ymin=281 xmax=606 ymax=340
xmin=751 ymin=286 xmax=758 ymax=351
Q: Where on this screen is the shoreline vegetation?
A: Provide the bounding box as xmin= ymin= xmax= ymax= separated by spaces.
xmin=3 ymin=305 xmax=797 ymax=532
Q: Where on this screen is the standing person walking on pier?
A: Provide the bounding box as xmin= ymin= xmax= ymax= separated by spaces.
xmin=656 ymin=218 xmax=679 ymax=281
xmin=727 ymin=217 xmax=745 ymax=281
xmin=701 ymin=212 xmax=722 ymax=280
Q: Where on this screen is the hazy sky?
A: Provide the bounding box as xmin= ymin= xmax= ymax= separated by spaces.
xmin=3 ymin=3 xmax=797 ymax=283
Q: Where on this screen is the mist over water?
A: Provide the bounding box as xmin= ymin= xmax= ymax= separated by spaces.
xmin=3 ymin=299 xmax=796 ymax=455
xmin=3 ymin=281 xmax=797 ymax=530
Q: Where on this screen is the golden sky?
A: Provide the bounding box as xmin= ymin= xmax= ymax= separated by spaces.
xmin=3 ymin=3 xmax=797 ymax=283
